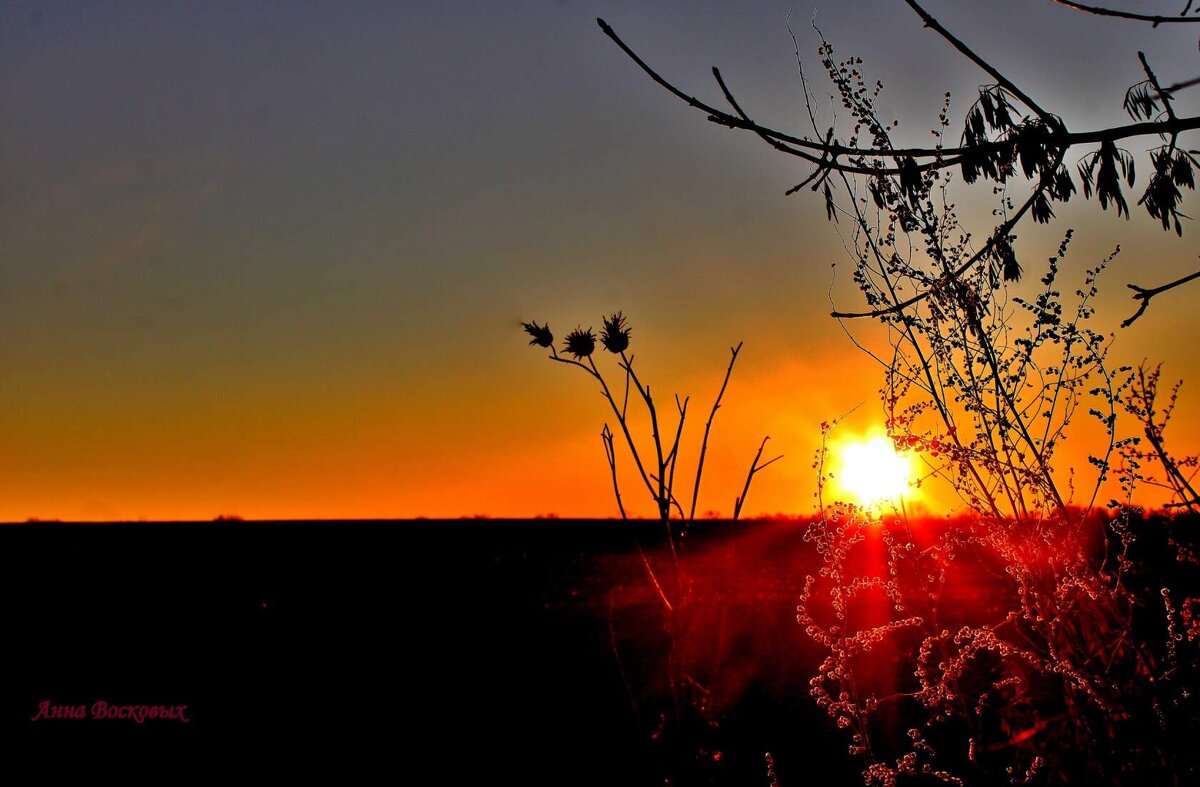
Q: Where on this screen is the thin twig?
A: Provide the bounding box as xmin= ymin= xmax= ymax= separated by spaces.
xmin=733 ymin=436 xmax=784 ymax=521
xmin=665 ymin=394 xmax=689 ymax=516
xmin=689 ymin=342 xmax=742 ymax=520
xmin=620 ymin=354 xmax=670 ymax=523
xmin=1163 ymin=75 xmax=1200 ymax=95
xmin=601 ymin=424 xmax=628 ymax=520
xmin=1138 ymin=51 xmax=1177 ymax=123
xmin=1050 ymin=0 xmax=1200 ymax=24
xmin=831 ymin=166 xmax=1007 ymax=520
xmin=550 ymin=352 xmax=658 ymax=500
xmin=1122 ymin=267 xmax=1200 ymax=327
xmin=902 ymin=0 xmax=1049 ymax=119
xmin=636 ymin=541 xmax=673 ymax=612
xmin=831 ymin=147 xmax=1067 ymax=319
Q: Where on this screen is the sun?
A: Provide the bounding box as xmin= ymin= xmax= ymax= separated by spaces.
xmin=837 ymin=436 xmax=912 ymax=509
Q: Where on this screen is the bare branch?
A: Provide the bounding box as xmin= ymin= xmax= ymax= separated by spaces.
xmin=902 ymin=0 xmax=1049 ymax=120
xmin=733 ymin=436 xmax=784 ymax=521
xmin=601 ymin=424 xmax=627 ymax=520
xmin=1163 ymin=75 xmax=1200 ymax=95
xmin=597 ymin=17 xmax=1200 ymax=178
xmin=1050 ymin=0 xmax=1200 ymax=24
xmin=552 ymin=353 xmax=657 ymax=500
xmin=690 ymin=342 xmax=742 ymax=520
xmin=1122 ymin=267 xmax=1200 ymax=326
xmin=1138 ymin=51 xmax=1177 ymax=123
xmin=619 ymin=352 xmax=671 ymax=524
xmin=665 ymin=394 xmax=689 ymax=514
xmin=596 ymin=17 xmax=948 ymax=171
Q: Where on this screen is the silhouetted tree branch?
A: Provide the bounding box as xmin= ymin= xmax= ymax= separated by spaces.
xmin=1164 ymin=75 xmax=1200 ymax=95
xmin=900 ymin=0 xmax=1049 ymax=119
xmin=599 ymin=0 xmax=1200 ymax=321
xmin=1123 ymin=266 xmax=1200 ymax=326
xmin=1050 ymin=0 xmax=1200 ymax=25
xmin=600 ymin=17 xmax=1200 ymax=178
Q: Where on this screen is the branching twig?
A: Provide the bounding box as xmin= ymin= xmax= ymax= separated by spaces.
xmin=689 ymin=342 xmax=742 ymax=520
xmin=1123 ymin=267 xmax=1200 ymax=326
xmin=601 ymin=424 xmax=627 ymax=519
xmin=665 ymin=394 xmax=689 ymax=491
xmin=550 ymin=352 xmax=658 ymax=500
xmin=733 ymin=436 xmax=784 ymax=521
xmin=1124 ymin=364 xmax=1200 ymax=509
xmin=1163 ymin=75 xmax=1200 ymax=95
xmin=1050 ymin=0 xmax=1200 ymax=24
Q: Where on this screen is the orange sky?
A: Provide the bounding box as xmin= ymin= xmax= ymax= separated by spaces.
xmin=2 ymin=1 xmax=1198 ymax=521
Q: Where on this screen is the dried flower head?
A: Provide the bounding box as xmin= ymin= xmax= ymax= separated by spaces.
xmin=563 ymin=327 xmax=596 ymax=359
xmin=601 ymin=312 xmax=631 ymax=354
xmin=522 ymin=321 xmax=553 ymax=348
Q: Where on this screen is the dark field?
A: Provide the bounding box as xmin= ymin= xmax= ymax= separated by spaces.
xmin=0 ymin=518 xmax=856 ymax=783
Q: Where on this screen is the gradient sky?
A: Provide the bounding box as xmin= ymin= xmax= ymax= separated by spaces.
xmin=2 ymin=1 xmax=1197 ymax=520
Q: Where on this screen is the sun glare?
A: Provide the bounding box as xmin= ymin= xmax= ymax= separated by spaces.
xmin=837 ymin=436 xmax=911 ymax=510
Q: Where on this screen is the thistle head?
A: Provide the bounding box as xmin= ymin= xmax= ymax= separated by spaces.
xmin=563 ymin=327 xmax=596 ymax=359
xmin=601 ymin=312 xmax=631 ymax=354
xmin=522 ymin=321 xmax=553 ymax=348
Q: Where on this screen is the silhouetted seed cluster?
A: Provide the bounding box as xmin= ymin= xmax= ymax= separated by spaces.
xmin=521 ymin=320 xmax=553 ymax=348
xmin=523 ymin=312 xmax=633 ymax=359
xmin=601 ymin=312 xmax=631 ymax=354
xmin=562 ymin=327 xmax=596 ymax=359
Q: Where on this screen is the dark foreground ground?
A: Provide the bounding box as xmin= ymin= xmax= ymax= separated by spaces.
xmin=0 ymin=518 xmax=854 ymax=783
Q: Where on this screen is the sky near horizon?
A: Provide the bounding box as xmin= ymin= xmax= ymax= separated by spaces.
xmin=2 ymin=1 xmax=1198 ymax=520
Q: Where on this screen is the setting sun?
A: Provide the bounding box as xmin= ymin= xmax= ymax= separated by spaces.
xmin=837 ymin=436 xmax=912 ymax=510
